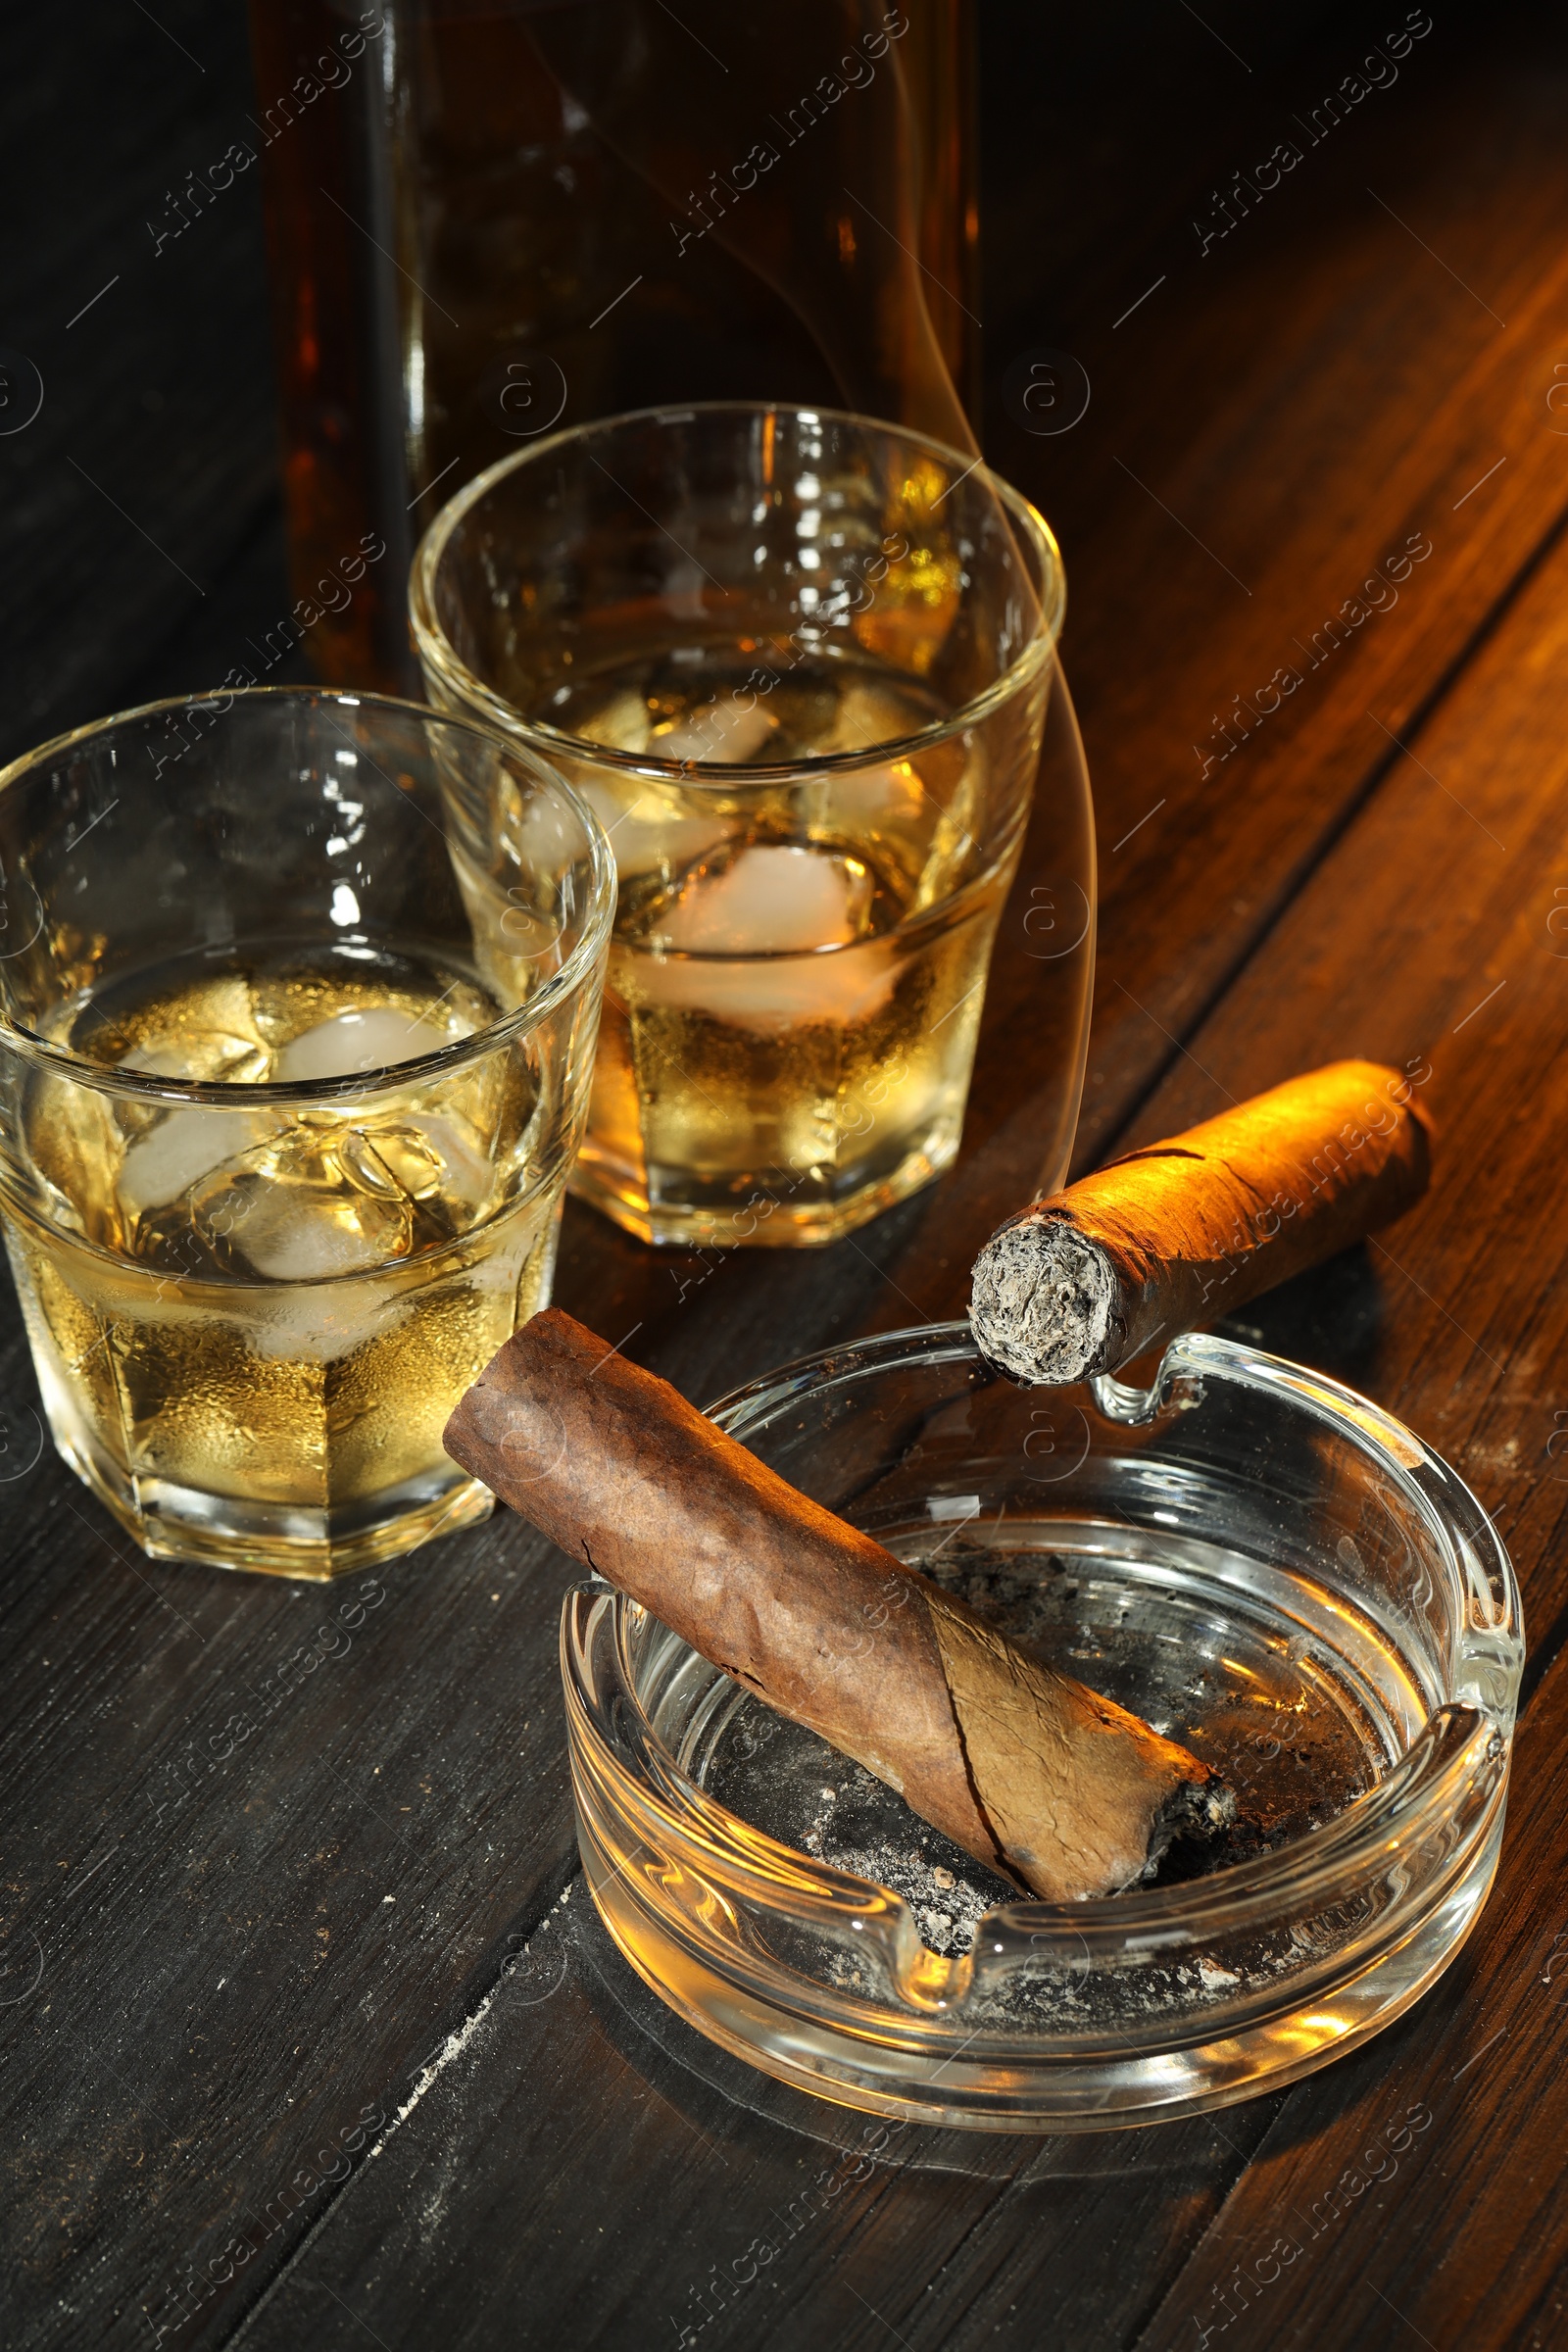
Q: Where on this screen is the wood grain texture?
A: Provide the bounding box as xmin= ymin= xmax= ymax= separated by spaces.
xmin=1134 ymin=1635 xmax=1568 ymax=2352
xmin=938 ymin=0 xmax=1568 ymax=1250
xmin=1101 ymin=492 xmax=1568 ymax=1608
xmin=0 ymin=1441 xmax=585 ymax=2350
xmin=1095 ymin=434 xmax=1568 ymax=2352
xmin=224 ymin=1884 xmax=1286 ymax=2352
xmin=2 ymin=2 xmax=1566 ymax=2349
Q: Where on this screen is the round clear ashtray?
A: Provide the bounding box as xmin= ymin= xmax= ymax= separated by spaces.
xmin=561 ymin=1324 xmax=1523 ymax=2131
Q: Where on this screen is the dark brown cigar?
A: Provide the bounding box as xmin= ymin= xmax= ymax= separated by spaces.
xmin=970 ymin=1059 xmax=1432 ymax=1385
xmin=445 ymin=1309 xmax=1231 ymax=1903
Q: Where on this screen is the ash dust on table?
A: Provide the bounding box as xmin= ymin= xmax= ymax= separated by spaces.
xmin=703 ymin=1532 xmax=1377 ymax=1958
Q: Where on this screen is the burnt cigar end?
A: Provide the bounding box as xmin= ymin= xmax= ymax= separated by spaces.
xmin=969 ymin=1214 xmax=1125 ymax=1386
xmin=969 ymin=1060 xmax=1433 ymax=1388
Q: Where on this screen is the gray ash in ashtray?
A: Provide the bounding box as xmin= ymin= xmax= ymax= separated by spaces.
xmin=699 ymin=1525 xmax=1379 ymax=1947
xmin=709 ymin=1718 xmax=1016 ymax=1957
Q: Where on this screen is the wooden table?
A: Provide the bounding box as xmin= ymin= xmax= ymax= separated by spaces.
xmin=6 ymin=3 xmax=1568 ymax=2344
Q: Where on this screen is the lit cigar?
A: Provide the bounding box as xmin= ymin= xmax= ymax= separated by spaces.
xmin=969 ymin=1060 xmax=1432 ymax=1386
xmin=445 ymin=1309 xmax=1231 ymax=1903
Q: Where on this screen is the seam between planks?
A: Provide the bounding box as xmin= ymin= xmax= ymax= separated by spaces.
xmin=1079 ymin=487 xmax=1568 ymax=1181
xmin=212 ymin=1846 xmax=580 ymax=2352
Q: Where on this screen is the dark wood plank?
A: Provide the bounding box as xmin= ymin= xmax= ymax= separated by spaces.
xmin=1132 ymin=1648 xmax=1568 ymax=2352
xmin=224 ymin=1883 xmax=1283 ymax=2352
xmin=1083 ymin=449 xmax=1568 ymax=1635
xmin=972 ymin=0 xmax=1568 ymax=1192
xmin=0 ymin=1468 xmax=587 ymax=2349
xmin=1047 ymin=385 xmax=1568 ymax=2352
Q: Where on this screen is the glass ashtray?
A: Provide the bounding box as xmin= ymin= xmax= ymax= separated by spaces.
xmin=561 ymin=1325 xmax=1523 ymax=2131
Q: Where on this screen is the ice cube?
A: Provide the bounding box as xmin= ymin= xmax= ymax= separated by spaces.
xmin=273 ymin=1005 xmax=466 ymax=1084
xmin=22 ymin=1069 xmax=136 ymax=1247
xmin=347 ymin=1113 xmax=496 ymax=1219
xmin=414 ymin=1112 xmax=496 ymax=1211
xmin=121 ymin=1033 xmax=271 ymax=1085
xmin=574 ymin=776 xmax=729 ymax=884
xmin=193 ymin=1128 xmax=414 ymax=1281
xmin=117 ymin=1107 xmax=277 ymax=1230
xmin=228 ymin=1187 xmax=408 ymax=1280
xmin=109 ymin=973 xmax=270 ymax=1083
xmin=806 ymin=730 xmax=982 ymax=915
xmin=651 ymin=698 xmax=781 ymax=763
xmin=575 ymin=688 xmax=652 ymax=756
xmin=808 ymin=756 xmax=929 ymax=844
xmin=499 ymin=773 xmax=588 ymax=893
xmin=818 ymin=679 xmax=926 ymax=756
xmin=651 ymin=843 xmax=873 ymax=956
xmin=246 ymin=1282 xmax=387 ymax=1364
xmin=632 ymin=845 xmax=897 ymax=1033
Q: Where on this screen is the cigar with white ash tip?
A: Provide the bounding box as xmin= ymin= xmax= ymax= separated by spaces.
xmin=969 ymin=1060 xmax=1433 ymax=1387
xmin=444 ymin=1309 xmax=1233 ymax=1905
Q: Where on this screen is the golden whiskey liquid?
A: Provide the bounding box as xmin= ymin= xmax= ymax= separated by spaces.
xmin=5 ymin=947 xmax=557 ymax=1575
xmin=558 ymin=638 xmax=1015 ymax=1246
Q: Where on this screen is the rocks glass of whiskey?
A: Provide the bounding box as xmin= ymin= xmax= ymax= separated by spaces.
xmin=412 ymin=403 xmax=1085 ymax=1248
xmin=0 ymin=690 xmax=612 ymax=1576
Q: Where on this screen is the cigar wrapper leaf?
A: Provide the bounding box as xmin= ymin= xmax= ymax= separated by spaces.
xmin=445 ymin=1310 xmax=1231 ymax=1904
xmin=969 ymin=1059 xmax=1433 ymax=1386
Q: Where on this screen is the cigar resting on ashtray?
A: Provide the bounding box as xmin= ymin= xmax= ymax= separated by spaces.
xmin=445 ymin=1310 xmax=1231 ymax=1903
xmin=970 ymin=1060 xmax=1433 ymax=1386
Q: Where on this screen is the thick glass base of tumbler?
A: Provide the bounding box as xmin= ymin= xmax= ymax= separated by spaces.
xmin=53 ymin=1430 xmax=493 ymax=1579
xmin=569 ymin=1123 xmax=959 ymax=1250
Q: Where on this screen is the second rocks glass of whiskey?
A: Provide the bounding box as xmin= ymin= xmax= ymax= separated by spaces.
xmin=412 ymin=403 xmax=1092 ymax=1249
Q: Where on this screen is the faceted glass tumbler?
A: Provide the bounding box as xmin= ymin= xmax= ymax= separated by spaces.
xmin=0 ymin=689 xmax=612 ymax=1578
xmin=412 ymin=402 xmax=1094 ymax=1248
